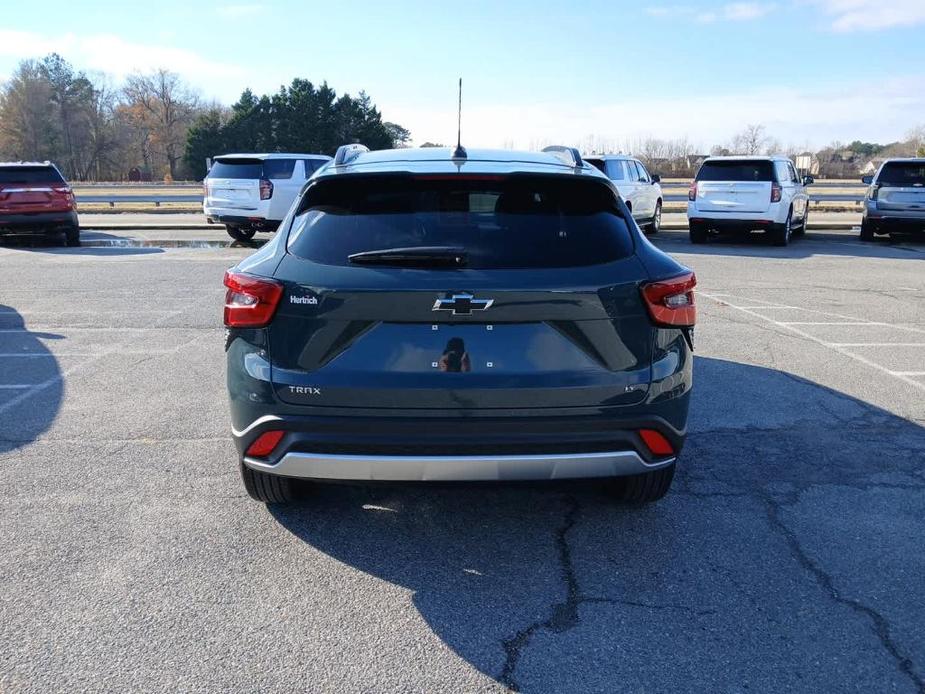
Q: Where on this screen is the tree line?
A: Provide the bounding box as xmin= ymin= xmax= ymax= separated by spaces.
xmin=0 ymin=54 xmax=409 ymax=181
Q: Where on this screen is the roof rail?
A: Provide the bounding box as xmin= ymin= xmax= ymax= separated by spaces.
xmin=542 ymin=146 xmax=583 ymax=168
xmin=334 ymin=143 xmax=369 ymax=166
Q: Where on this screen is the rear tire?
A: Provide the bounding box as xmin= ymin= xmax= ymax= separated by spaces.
xmin=227 ymin=225 xmax=256 ymax=242
xmin=608 ymin=464 xmax=675 ymax=503
xmin=772 ymin=210 xmax=792 ymax=246
xmin=689 ymin=222 xmax=707 ymax=244
xmin=65 ymin=226 xmax=80 ymax=247
xmin=240 ymin=463 xmax=295 ymax=503
xmin=646 ymin=201 xmax=662 ymax=234
xmin=859 ymin=220 xmax=875 ymax=241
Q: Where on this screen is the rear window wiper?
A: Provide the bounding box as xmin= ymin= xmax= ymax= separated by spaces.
xmin=348 ymin=246 xmax=468 ymax=268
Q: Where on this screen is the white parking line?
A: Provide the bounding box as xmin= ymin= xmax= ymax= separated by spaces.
xmin=780 ymin=321 xmax=871 ymax=326
xmin=830 ymin=343 xmax=925 ymax=347
xmin=0 ymin=298 xmax=209 ymax=417
xmin=702 ymin=291 xmax=925 ymax=393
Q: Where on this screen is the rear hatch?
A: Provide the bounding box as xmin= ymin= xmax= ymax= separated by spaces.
xmin=695 ymin=160 xmax=774 ymax=213
xmin=267 ymin=173 xmax=655 ymax=410
xmin=205 ymin=158 xmax=263 ymax=210
xmin=0 ymin=166 xmax=71 ymax=214
xmin=875 ymin=162 xmax=925 ymax=212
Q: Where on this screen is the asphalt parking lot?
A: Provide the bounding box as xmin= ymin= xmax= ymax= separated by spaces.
xmin=1 ymin=227 xmax=923 ymax=693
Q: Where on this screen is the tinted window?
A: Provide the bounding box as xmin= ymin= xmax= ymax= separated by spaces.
xmin=302 ymin=159 xmax=327 ymax=176
xmin=263 ymin=159 xmax=297 ymax=180
xmin=774 ymin=162 xmax=790 ymax=184
xmin=208 ymin=159 xmax=263 ymax=179
xmin=586 ymin=159 xmax=607 ymax=174
xmin=634 ymin=161 xmax=649 ymax=182
xmin=697 ymin=160 xmax=775 ymax=182
xmin=288 ymin=175 xmax=634 ymax=269
xmin=877 ymin=162 xmax=925 ymax=187
xmin=607 ymin=160 xmax=627 ymax=181
xmin=0 ymin=166 xmax=65 ymax=184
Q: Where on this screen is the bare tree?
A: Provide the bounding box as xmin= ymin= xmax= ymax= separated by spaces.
xmin=123 ymin=70 xmax=199 ymax=179
xmin=730 ymin=124 xmax=770 ymax=155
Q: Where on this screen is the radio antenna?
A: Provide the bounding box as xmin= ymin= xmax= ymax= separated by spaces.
xmin=452 ymin=78 xmax=466 ymax=159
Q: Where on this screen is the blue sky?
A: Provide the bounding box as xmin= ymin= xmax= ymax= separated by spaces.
xmin=2 ymin=0 xmax=924 ymax=150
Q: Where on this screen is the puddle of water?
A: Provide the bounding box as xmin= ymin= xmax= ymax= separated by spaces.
xmin=79 ymin=238 xmax=265 ymax=249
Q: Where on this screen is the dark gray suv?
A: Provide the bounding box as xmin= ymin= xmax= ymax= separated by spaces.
xmin=224 ymin=145 xmax=696 ymax=504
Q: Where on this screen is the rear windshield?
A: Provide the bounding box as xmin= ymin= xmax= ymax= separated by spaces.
xmin=0 ymin=166 xmax=65 ymax=184
xmin=877 ymin=162 xmax=925 ymax=187
xmin=208 ymin=158 xmax=308 ymax=180
xmin=697 ymin=160 xmax=774 ymax=182
xmin=287 ymin=175 xmax=634 ymax=269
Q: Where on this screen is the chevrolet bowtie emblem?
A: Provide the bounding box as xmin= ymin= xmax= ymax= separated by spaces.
xmin=432 ymin=293 xmax=494 ymax=316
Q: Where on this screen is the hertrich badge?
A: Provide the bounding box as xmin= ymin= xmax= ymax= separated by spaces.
xmin=432 ymin=293 xmax=494 ymax=316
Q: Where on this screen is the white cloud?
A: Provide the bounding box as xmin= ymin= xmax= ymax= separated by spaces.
xmin=380 ymin=75 xmax=925 ymax=152
xmin=813 ymin=0 xmax=925 ymax=31
xmin=216 ymin=3 xmax=265 ymax=19
xmin=0 ymin=29 xmax=248 ymax=87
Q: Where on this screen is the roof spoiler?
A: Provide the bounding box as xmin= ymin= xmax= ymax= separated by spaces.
xmin=334 ymin=143 xmax=369 ymax=166
xmin=542 ymin=146 xmax=583 ymax=169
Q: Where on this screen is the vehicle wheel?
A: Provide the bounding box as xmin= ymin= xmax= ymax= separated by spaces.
xmin=607 ymin=463 xmax=675 ymax=503
xmin=794 ymin=206 xmax=807 ymax=236
xmin=240 ymin=463 xmax=295 ymax=503
xmin=689 ymin=222 xmax=707 ymax=244
xmin=646 ymin=201 xmax=662 ymax=234
xmin=772 ymin=210 xmax=792 ymax=246
xmin=859 ymin=220 xmax=875 ymax=241
xmin=64 ymin=226 xmax=80 ymax=247
xmin=226 ymin=225 xmax=256 ymax=242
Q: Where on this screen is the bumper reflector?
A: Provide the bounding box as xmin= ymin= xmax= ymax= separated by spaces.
xmin=246 ymin=430 xmax=285 ymax=458
xmin=639 ymin=429 xmax=674 ymax=457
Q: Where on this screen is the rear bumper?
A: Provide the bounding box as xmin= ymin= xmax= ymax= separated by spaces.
xmin=206 ymin=213 xmax=281 ymax=231
xmin=863 ymin=211 xmax=925 ymax=233
xmin=233 ymin=412 xmax=684 ymax=481
xmin=245 ymin=449 xmax=673 ymax=481
xmin=0 ymin=210 xmax=78 ymax=233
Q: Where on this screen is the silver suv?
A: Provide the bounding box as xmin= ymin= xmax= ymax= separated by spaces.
xmin=584 ymin=155 xmax=663 ymax=233
xmin=861 ymin=158 xmax=925 ymax=241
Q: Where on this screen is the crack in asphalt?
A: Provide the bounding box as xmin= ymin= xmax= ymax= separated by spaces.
xmin=498 ymin=496 xmax=715 ymax=692
xmin=761 ymin=491 xmax=925 ymax=693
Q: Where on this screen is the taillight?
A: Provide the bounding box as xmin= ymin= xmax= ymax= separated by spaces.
xmin=259 ymin=179 xmax=273 ymax=200
xmin=52 ymin=186 xmax=75 ymax=208
xmin=223 ymin=270 xmax=283 ymax=328
xmin=246 ymin=430 xmax=285 ymax=457
xmin=639 ymin=429 xmax=675 ymax=457
xmin=770 ymin=183 xmax=782 ymax=203
xmin=869 ymin=184 xmax=880 ymax=201
xmin=688 ymin=182 xmax=697 ymax=201
xmin=641 ymin=272 xmax=696 ymax=327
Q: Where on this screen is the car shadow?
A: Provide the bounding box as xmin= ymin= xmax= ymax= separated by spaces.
xmin=652 ymin=229 xmax=925 ymax=260
xmin=0 ymin=305 xmax=63 ymax=454
xmin=265 ymin=357 xmax=925 ymax=691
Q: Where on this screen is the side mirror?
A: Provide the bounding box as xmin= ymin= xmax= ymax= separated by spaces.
xmin=802 ymin=175 xmax=814 ymax=185
xmin=651 ymin=174 xmax=661 ymax=183
xmin=861 ymin=175 xmax=873 ymax=185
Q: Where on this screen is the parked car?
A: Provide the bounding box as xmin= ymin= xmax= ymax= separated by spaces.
xmin=224 ymin=144 xmax=696 ymax=504
xmin=583 ymin=154 xmax=663 ymax=233
xmin=860 ymin=158 xmax=925 ymax=241
xmin=687 ymin=156 xmax=812 ymax=246
xmin=0 ymin=162 xmax=79 ymax=246
xmin=203 ymin=153 xmax=332 ymax=241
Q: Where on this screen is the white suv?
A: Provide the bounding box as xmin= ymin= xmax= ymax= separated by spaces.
xmin=687 ymin=156 xmax=812 ymax=246
xmin=584 ymin=155 xmax=663 ymax=233
xmin=204 ymin=153 xmax=332 ymax=241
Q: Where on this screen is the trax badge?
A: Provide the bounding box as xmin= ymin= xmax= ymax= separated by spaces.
xmin=289 ymin=386 xmax=321 ymax=395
